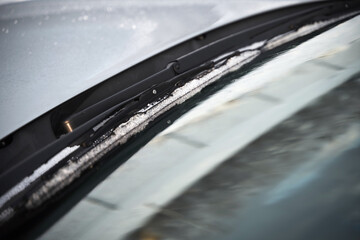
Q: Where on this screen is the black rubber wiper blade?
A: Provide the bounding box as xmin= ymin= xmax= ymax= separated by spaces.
xmin=62 ymin=5 xmax=324 ymax=134
xmin=0 ymin=1 xmax=358 ymax=198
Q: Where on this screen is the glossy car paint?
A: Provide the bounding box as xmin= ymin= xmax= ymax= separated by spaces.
xmin=0 ymin=0 xmax=314 ymax=139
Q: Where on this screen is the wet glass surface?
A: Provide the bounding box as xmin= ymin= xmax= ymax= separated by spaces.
xmin=129 ymin=79 xmax=360 ymax=240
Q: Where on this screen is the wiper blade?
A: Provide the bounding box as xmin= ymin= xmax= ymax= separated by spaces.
xmin=0 ymin=0 xmax=359 ymax=219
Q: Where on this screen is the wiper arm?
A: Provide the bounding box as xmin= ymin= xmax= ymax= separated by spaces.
xmin=0 ymin=1 xmax=358 ymax=199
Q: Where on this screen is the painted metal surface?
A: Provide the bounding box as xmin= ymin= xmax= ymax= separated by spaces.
xmin=0 ymin=0 xmax=312 ymax=139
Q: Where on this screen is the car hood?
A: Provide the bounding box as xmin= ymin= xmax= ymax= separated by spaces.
xmin=0 ymin=0 xmax=312 ymax=139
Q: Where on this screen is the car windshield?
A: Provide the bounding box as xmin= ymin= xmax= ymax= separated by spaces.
xmin=1 ymin=1 xmax=360 ymax=240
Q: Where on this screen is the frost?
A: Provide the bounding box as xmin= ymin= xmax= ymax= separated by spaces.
xmin=25 ymin=50 xmax=260 ymax=209
xmin=1 ymin=12 xmax=358 ymax=212
xmin=0 ymin=208 xmax=13 ymax=223
xmin=0 ymin=146 xmax=79 ymax=208
xmin=25 ymin=13 xmax=355 ymax=207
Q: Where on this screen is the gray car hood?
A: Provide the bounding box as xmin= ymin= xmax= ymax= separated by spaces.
xmin=0 ymin=0 xmax=310 ymax=139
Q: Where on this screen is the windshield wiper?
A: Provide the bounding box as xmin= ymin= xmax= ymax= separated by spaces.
xmin=0 ymin=0 xmax=358 ymax=212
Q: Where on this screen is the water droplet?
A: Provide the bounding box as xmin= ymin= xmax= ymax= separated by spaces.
xmin=13 ymin=19 xmax=18 ymax=24
xmin=152 ymin=89 xmax=157 ymax=95
xmin=38 ymin=21 xmax=42 ymax=26
xmin=167 ymin=120 xmax=171 ymax=124
xmin=132 ymin=24 xmax=137 ymax=30
xmin=78 ymin=15 xmax=89 ymax=21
